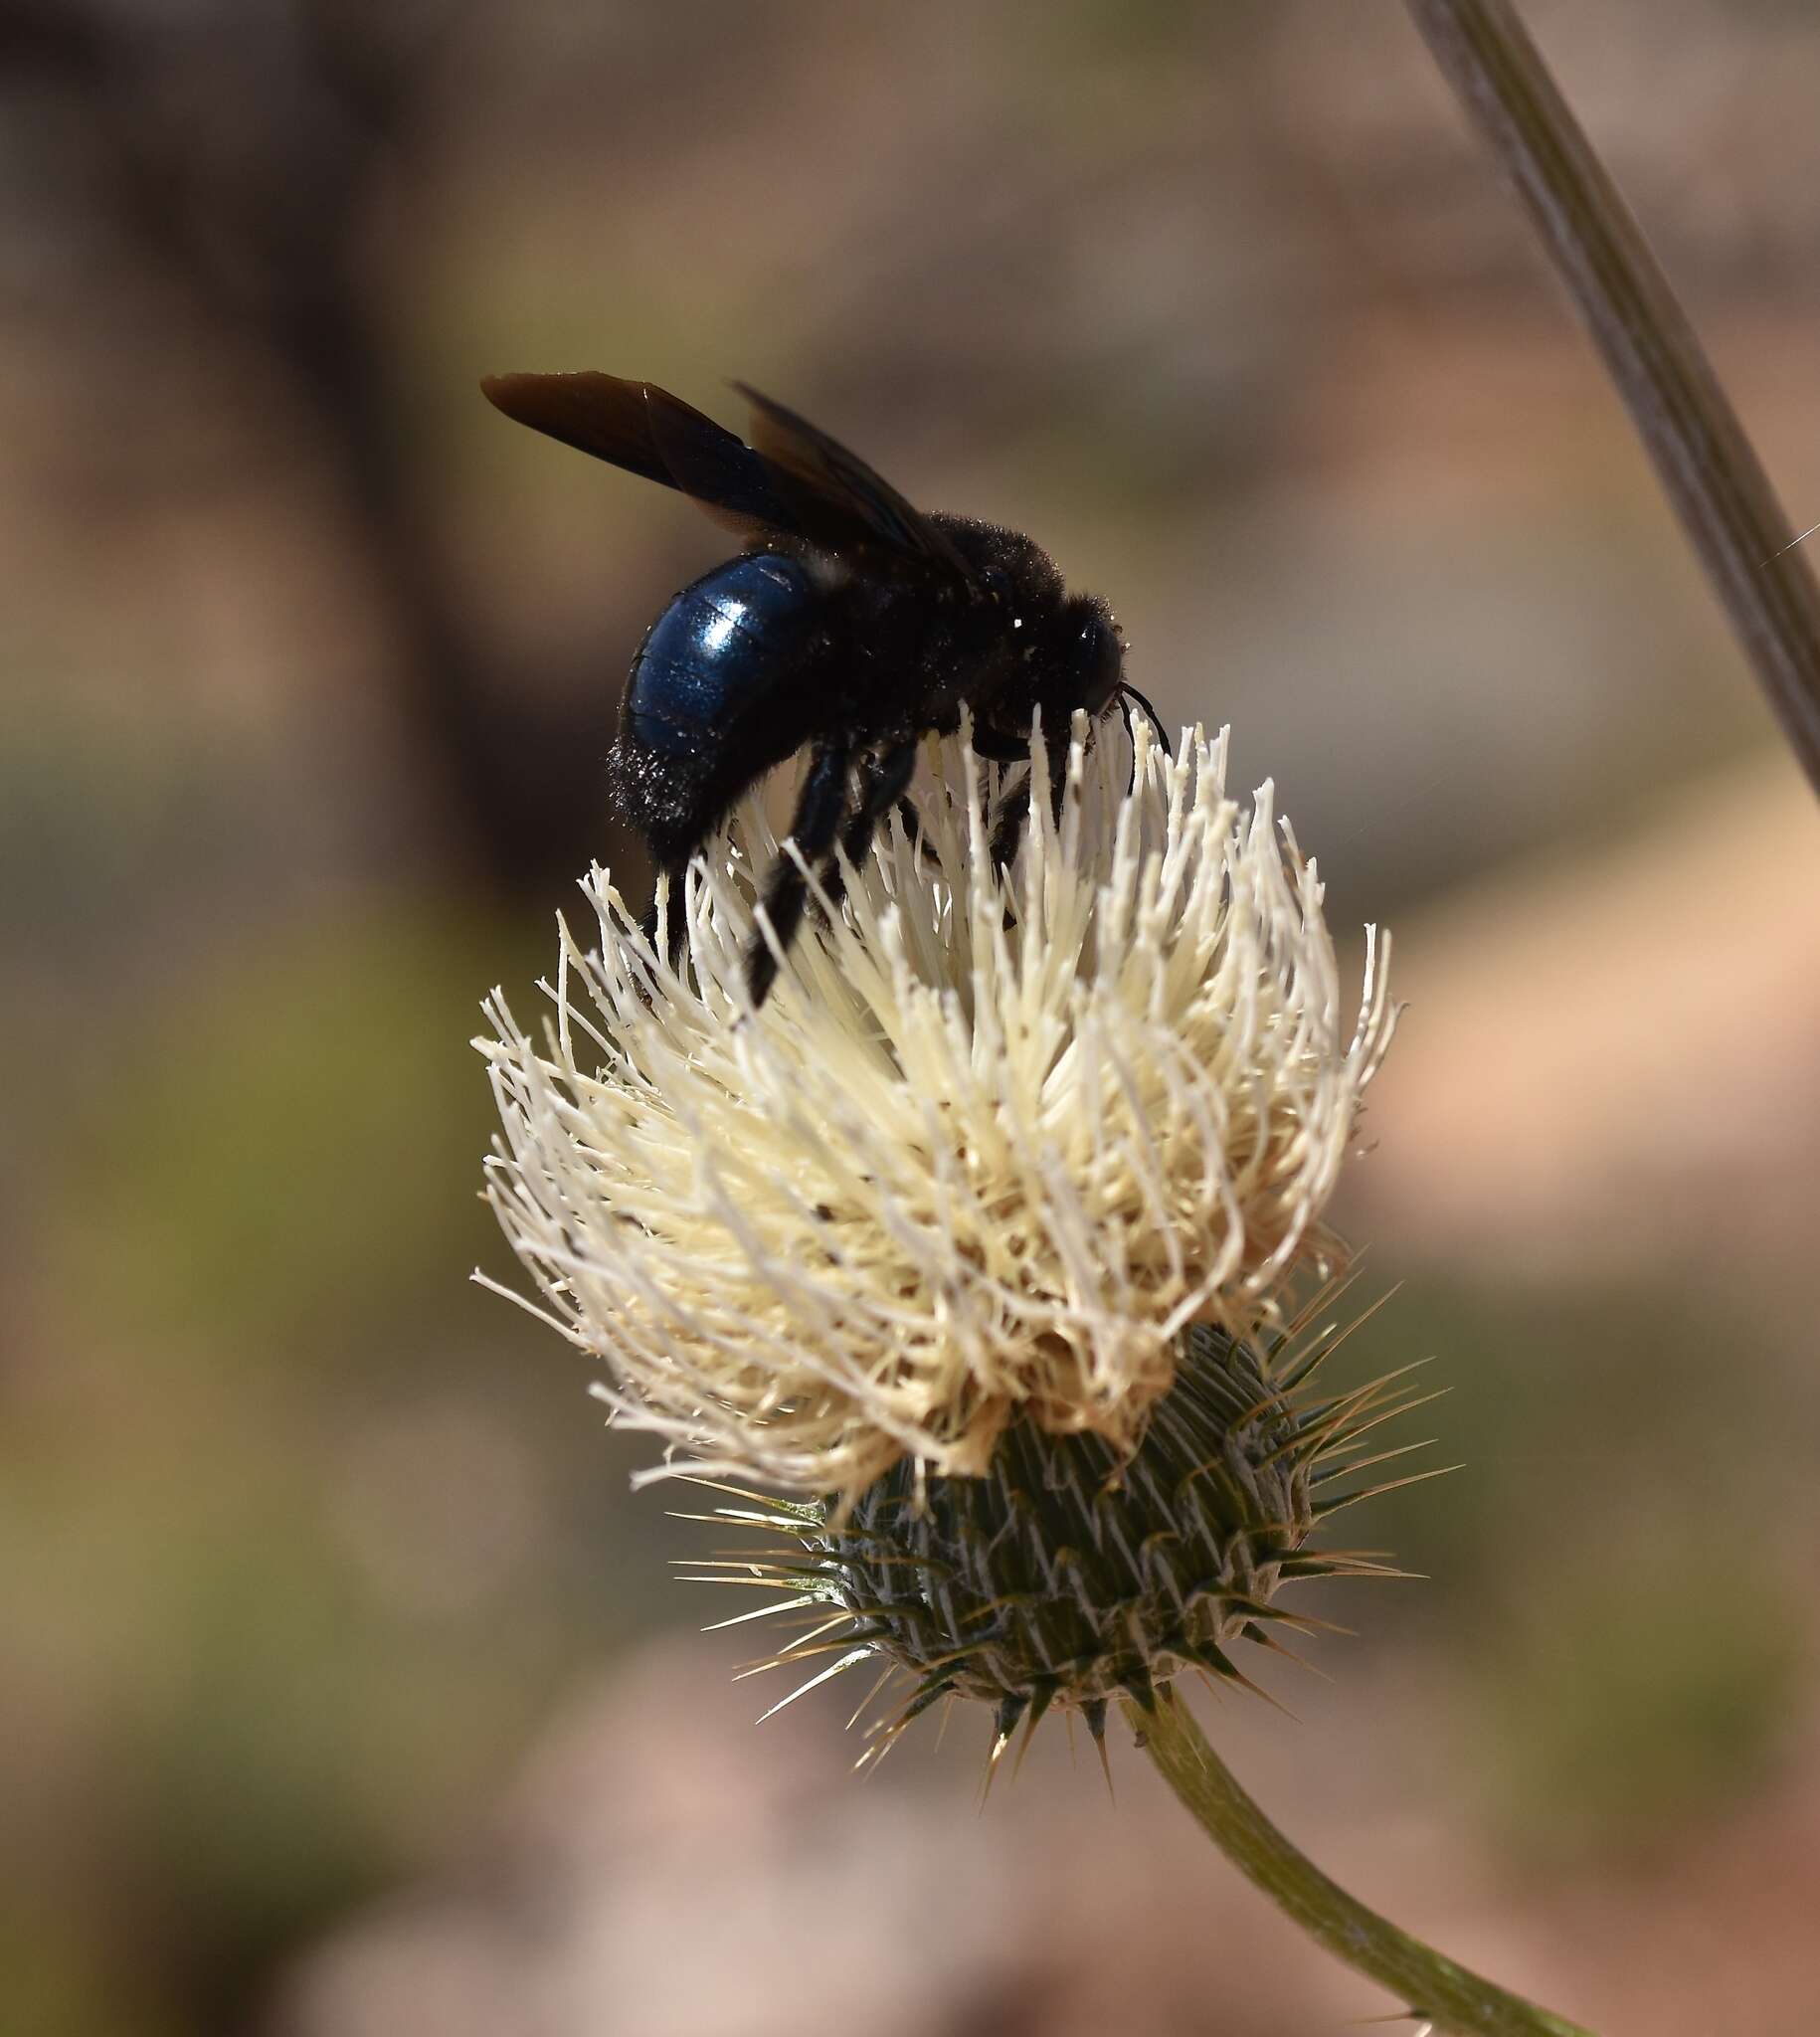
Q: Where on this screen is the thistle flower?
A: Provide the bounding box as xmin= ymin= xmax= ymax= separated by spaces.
xmin=478 ymin=716 xmax=1393 ymax=1510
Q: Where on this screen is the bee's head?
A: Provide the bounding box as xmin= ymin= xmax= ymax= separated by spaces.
xmin=1062 ymin=595 xmax=1125 ymax=719
xmin=947 ymin=522 xmax=1128 ymax=732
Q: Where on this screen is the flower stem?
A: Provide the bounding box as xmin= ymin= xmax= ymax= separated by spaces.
xmin=1124 ymin=1690 xmax=1596 ymax=2037
xmin=1403 ymin=0 xmax=1820 ymax=796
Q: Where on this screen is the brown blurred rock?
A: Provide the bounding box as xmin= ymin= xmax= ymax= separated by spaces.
xmin=269 ymin=1638 xmax=1033 ymax=2037
xmin=270 ymin=1630 xmax=1820 ymax=2035
xmin=266 ymin=1637 xmax=1564 ymax=2037
xmin=1353 ymin=756 xmax=1820 ymax=1289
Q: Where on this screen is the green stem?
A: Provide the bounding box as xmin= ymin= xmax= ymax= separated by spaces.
xmin=1125 ymin=1690 xmax=1596 ymax=2037
xmin=1403 ymin=0 xmax=1820 ymax=797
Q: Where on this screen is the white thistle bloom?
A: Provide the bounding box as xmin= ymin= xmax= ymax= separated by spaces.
xmin=478 ymin=717 xmax=1393 ymax=1506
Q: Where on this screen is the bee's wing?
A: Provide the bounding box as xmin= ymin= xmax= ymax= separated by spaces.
xmin=480 ymin=372 xmax=783 ymax=537
xmin=481 ymin=372 xmax=971 ymax=571
xmin=734 ymin=383 xmax=972 ymax=577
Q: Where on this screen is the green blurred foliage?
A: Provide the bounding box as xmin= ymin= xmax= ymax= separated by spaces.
xmin=61 ymin=907 xmax=496 ymax=1358
xmin=1344 ymin=1278 xmax=1815 ymax=1860
xmin=1483 ymin=1558 xmax=1806 ymax=1864
xmin=4 ymin=899 xmax=667 ymax=2029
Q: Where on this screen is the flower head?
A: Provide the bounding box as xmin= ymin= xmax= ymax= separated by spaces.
xmin=478 ymin=716 xmax=1392 ymax=1508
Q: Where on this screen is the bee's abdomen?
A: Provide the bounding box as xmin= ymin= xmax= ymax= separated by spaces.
xmin=623 ymin=552 xmax=822 ymax=761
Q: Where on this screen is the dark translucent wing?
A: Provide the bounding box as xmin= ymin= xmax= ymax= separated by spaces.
xmin=733 ymin=382 xmax=972 ymax=577
xmin=482 ymin=372 xmax=971 ymax=570
xmin=480 ymin=372 xmax=781 ymax=535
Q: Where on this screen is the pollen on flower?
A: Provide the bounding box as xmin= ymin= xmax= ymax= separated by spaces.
xmin=476 ymin=716 xmax=1393 ymax=1506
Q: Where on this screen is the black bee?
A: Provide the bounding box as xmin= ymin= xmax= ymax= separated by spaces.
xmin=481 ymin=373 xmax=1158 ymax=1005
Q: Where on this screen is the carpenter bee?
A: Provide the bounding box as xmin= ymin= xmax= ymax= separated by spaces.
xmin=481 ymin=372 xmax=1158 ymax=1006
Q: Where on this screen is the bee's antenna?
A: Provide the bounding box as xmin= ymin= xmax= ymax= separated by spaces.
xmin=1118 ymin=683 xmax=1172 ymax=757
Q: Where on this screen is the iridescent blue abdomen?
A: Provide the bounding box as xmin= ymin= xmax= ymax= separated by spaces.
xmin=623 ymin=552 xmax=822 ymax=763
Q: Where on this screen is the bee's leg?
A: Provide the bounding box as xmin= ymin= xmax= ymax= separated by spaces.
xmin=1044 ymin=715 xmax=1071 ymax=821
xmin=820 ymin=737 xmax=919 ymax=913
xmin=970 ymin=725 xmax=1028 ymax=764
xmin=894 ymin=797 xmax=923 ymax=846
xmin=989 ymin=768 xmax=1032 ymax=873
xmin=747 ymin=736 xmax=852 ymax=1008
xmin=893 ymin=795 xmax=950 ymax=875
xmin=988 ymin=726 xmax=1071 ymax=874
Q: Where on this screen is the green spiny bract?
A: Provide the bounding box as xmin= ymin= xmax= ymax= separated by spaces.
xmin=691 ymin=1301 xmax=1433 ymax=1772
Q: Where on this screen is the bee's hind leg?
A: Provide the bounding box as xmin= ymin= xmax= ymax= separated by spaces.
xmin=746 ymin=735 xmax=853 ymax=1009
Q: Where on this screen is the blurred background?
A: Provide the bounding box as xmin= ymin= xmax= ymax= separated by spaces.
xmin=4 ymin=2 xmax=1818 ymax=2031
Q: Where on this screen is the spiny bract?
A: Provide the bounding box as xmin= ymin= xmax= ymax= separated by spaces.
xmin=689 ymin=1295 xmax=1433 ymax=1778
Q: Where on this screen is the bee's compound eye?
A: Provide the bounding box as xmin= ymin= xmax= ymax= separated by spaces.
xmin=1075 ymin=606 xmax=1123 ymax=715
